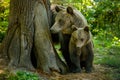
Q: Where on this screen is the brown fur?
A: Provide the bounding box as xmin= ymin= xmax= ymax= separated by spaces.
xmin=69 ymin=26 xmax=94 ymax=73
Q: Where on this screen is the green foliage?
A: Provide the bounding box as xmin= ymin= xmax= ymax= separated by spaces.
xmin=7 ymin=71 xmax=40 ymax=80
xmin=92 ymin=0 xmax=120 ymax=37
xmin=94 ymin=35 xmax=120 ymax=65
xmin=93 ymin=35 xmax=120 ymax=80
xmin=0 ymin=0 xmax=9 ymax=42
xmin=74 ymin=0 xmax=120 ymax=38
xmin=98 ymin=55 xmax=120 ymax=68
xmin=55 ymin=44 xmax=65 ymax=62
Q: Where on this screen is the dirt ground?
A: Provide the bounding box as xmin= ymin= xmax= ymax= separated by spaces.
xmin=0 ymin=64 xmax=113 ymax=80
xmin=48 ymin=65 xmax=113 ymax=80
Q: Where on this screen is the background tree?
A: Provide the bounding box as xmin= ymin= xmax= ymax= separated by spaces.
xmin=0 ymin=0 xmax=67 ymax=74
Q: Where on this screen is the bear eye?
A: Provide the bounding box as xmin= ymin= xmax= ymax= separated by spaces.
xmin=72 ymin=36 xmax=77 ymax=41
xmin=59 ymin=19 xmax=64 ymax=25
xmin=80 ymin=38 xmax=84 ymax=42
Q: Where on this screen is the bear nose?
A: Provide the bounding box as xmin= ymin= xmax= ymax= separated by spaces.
xmin=50 ymin=27 xmax=55 ymax=33
xmin=76 ymin=44 xmax=82 ymax=48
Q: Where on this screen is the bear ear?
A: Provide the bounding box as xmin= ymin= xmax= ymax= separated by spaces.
xmin=84 ymin=26 xmax=89 ymax=32
xmin=67 ymin=6 xmax=73 ymax=15
xmin=72 ymin=25 xmax=78 ymax=31
xmin=55 ymin=6 xmax=61 ymax=12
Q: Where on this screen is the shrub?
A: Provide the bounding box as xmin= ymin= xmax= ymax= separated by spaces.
xmin=0 ymin=0 xmax=9 ymax=42
xmin=7 ymin=70 xmax=40 ymax=80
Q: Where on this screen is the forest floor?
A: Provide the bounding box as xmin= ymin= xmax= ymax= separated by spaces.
xmin=0 ymin=64 xmax=113 ymax=80
xmin=48 ymin=64 xmax=113 ymax=80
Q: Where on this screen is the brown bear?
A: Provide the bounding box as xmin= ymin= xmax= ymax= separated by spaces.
xmin=50 ymin=4 xmax=65 ymax=43
xmin=69 ymin=26 xmax=94 ymax=73
xmin=50 ymin=6 xmax=88 ymax=34
xmin=50 ymin=6 xmax=90 ymax=72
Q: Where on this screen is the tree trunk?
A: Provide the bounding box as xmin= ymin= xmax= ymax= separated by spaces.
xmin=0 ymin=0 xmax=67 ymax=74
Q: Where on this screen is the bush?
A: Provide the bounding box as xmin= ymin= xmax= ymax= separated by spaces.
xmin=0 ymin=0 xmax=9 ymax=42
xmin=7 ymin=71 xmax=40 ymax=80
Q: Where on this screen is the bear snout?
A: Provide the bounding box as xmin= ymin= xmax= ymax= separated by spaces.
xmin=50 ymin=27 xmax=55 ymax=33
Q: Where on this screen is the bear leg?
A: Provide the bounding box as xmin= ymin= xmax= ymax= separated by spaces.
xmin=85 ymin=42 xmax=94 ymax=73
xmin=70 ymin=53 xmax=81 ymax=73
xmin=60 ymin=34 xmax=73 ymax=71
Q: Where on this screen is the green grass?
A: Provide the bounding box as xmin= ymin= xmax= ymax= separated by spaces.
xmin=93 ymin=36 xmax=120 ymax=80
xmin=98 ymin=55 xmax=120 ymax=68
xmin=7 ymin=70 xmax=40 ymax=80
xmin=93 ymin=37 xmax=120 ymax=67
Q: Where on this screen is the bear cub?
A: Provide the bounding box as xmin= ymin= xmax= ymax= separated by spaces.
xmin=69 ymin=26 xmax=94 ymax=73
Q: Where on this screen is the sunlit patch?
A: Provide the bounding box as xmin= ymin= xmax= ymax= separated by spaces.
xmin=0 ymin=70 xmax=4 ymax=74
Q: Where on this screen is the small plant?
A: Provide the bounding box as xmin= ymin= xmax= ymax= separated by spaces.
xmin=7 ymin=70 xmax=40 ymax=80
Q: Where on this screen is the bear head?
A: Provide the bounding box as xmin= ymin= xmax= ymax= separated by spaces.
xmin=50 ymin=6 xmax=88 ymax=35
xmin=50 ymin=6 xmax=74 ymax=34
xmin=70 ymin=26 xmax=91 ymax=50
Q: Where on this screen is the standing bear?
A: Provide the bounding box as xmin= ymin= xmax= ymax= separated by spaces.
xmin=50 ymin=4 xmax=65 ymax=43
xmin=69 ymin=26 xmax=94 ymax=73
xmin=50 ymin=6 xmax=93 ymax=73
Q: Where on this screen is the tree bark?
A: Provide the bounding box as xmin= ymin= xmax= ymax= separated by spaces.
xmin=0 ymin=0 xmax=67 ymax=74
